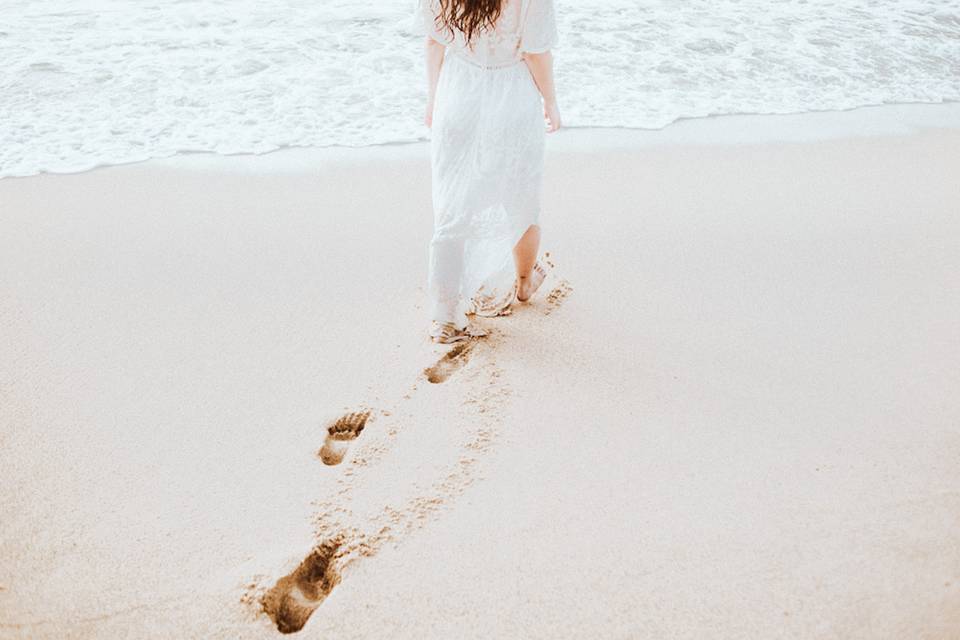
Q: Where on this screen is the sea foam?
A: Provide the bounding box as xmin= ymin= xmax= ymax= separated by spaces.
xmin=1 ymin=0 xmax=958 ymax=178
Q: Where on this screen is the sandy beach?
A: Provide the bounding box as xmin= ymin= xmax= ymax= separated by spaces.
xmin=1 ymin=103 xmax=959 ymax=638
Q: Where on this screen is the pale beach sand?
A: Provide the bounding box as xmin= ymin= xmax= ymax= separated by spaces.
xmin=1 ymin=104 xmax=959 ymax=638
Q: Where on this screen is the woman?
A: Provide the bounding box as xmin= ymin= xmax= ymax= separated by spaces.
xmin=414 ymin=0 xmax=561 ymax=344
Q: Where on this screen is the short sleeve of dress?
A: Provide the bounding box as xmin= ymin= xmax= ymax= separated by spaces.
xmin=519 ymin=0 xmax=559 ymax=54
xmin=411 ymin=0 xmax=446 ymax=43
xmin=410 ymin=0 xmax=430 ymax=35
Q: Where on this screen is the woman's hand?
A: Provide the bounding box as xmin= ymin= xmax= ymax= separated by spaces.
xmin=523 ymin=51 xmax=561 ymax=132
xmin=544 ymin=100 xmax=562 ymax=133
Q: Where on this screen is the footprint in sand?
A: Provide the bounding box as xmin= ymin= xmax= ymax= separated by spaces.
xmin=424 ymin=341 xmax=477 ymax=384
xmin=262 ymin=540 xmax=341 ymax=634
xmin=544 ymin=279 xmax=574 ymax=315
xmin=318 ymin=411 xmax=371 ymax=466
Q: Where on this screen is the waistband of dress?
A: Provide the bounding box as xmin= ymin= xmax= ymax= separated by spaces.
xmin=447 ymin=53 xmax=525 ymax=71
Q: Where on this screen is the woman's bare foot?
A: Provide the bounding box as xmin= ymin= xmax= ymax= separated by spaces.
xmin=516 ymin=260 xmax=549 ymax=302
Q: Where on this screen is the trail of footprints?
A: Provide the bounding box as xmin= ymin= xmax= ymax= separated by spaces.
xmin=261 ymin=339 xmax=484 ymax=633
xmin=259 ymin=269 xmax=573 ymax=634
xmin=315 ymin=340 xmax=476 ymax=469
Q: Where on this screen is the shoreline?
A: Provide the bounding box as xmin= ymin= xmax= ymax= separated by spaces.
xmin=2 ymin=116 xmax=959 ymax=638
xmin=3 ymin=101 xmax=959 ymax=181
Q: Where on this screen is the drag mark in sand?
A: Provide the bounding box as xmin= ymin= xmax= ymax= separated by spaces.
xmin=424 ymin=340 xmax=479 ymax=384
xmin=544 ymin=280 xmax=574 ymax=315
xmin=262 ymin=539 xmax=342 ymax=634
xmin=318 ymin=411 xmax=371 ymax=466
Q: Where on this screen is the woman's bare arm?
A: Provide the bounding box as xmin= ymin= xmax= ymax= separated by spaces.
xmin=522 ymin=50 xmax=561 ymax=132
xmin=424 ymin=36 xmax=446 ymax=128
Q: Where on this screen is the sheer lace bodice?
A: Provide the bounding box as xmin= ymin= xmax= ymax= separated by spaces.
xmin=414 ymin=0 xmax=558 ymax=68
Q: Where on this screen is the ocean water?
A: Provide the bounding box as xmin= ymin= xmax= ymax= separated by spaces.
xmin=1 ymin=0 xmax=958 ymax=178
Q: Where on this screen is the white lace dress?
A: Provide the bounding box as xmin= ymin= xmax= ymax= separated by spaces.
xmin=412 ymin=0 xmax=559 ymax=330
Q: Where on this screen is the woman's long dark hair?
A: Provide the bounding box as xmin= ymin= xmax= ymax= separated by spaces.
xmin=436 ymin=0 xmax=503 ymax=46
